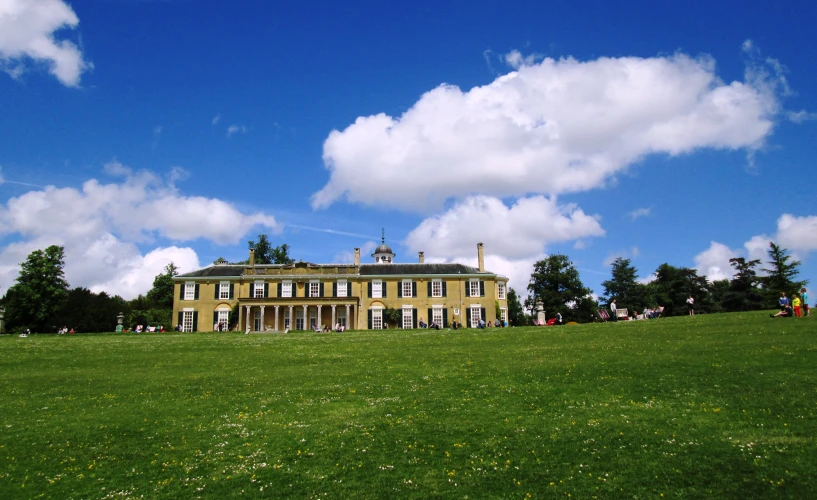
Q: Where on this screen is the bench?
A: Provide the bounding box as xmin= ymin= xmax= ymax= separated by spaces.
xmin=616 ymin=308 xmax=630 ymax=320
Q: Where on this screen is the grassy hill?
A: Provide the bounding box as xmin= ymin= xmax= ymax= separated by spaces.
xmin=0 ymin=311 xmax=814 ymax=498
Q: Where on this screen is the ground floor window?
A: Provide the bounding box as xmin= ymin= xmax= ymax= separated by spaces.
xmin=309 ymin=307 xmax=317 ymax=329
xmin=183 ymin=311 xmax=194 ymax=332
xmin=432 ymin=307 xmax=443 ymax=327
xmin=371 ymin=309 xmax=382 ymax=330
xmin=285 ymin=313 xmax=291 ymax=330
xmin=402 ymin=308 xmax=413 ymax=329
xmin=296 ymin=309 xmax=304 ymax=331
xmin=470 ymin=307 xmax=481 ymax=328
xmin=338 ymin=308 xmax=346 ymax=327
xmin=217 ymin=310 xmax=229 ymax=330
xmin=254 ymin=310 xmax=262 ymax=331
xmin=501 ymin=308 xmax=507 ymax=324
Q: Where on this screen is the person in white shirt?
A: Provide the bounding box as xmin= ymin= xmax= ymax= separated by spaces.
xmin=686 ymin=296 xmax=695 ymax=316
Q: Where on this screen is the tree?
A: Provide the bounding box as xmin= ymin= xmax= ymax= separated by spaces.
xmin=646 ymin=263 xmax=713 ymax=316
xmin=146 ymin=262 xmax=179 ymax=308
xmin=525 ymin=254 xmax=595 ymax=323
xmin=249 ymin=235 xmax=294 ymax=265
xmin=720 ymin=257 xmax=765 ymax=312
xmin=3 ymin=245 xmax=70 ymax=332
xmin=601 ymin=257 xmax=647 ymax=311
xmin=507 ymin=288 xmax=528 ymax=326
xmin=762 ymin=243 xmax=807 ymax=303
xmin=54 ymin=288 xmax=129 ymax=333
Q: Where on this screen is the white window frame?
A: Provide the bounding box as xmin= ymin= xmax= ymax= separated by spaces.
xmin=402 ymin=280 xmax=413 ymax=298
xmin=497 ymin=282 xmax=506 ymax=300
xmin=431 ymin=279 xmax=442 ymax=298
xmin=337 ymin=308 xmax=346 ymax=327
xmin=184 ymin=282 xmax=195 ymax=301
xmin=337 ymin=279 xmax=347 ymax=298
xmin=310 ymin=281 xmax=320 ymax=298
xmin=254 ymin=280 xmax=265 ymax=298
xmin=470 ymin=306 xmax=482 ymax=328
xmin=402 ymin=308 xmax=413 ymax=329
xmin=254 ymin=310 xmax=262 ymax=331
xmin=469 ymin=280 xmax=480 ymax=297
xmin=217 ymin=310 xmax=229 ymax=329
xmin=309 ymin=307 xmax=317 ymax=329
xmin=431 ymin=307 xmax=443 ymax=327
xmin=219 ymin=281 xmax=230 ymax=300
xmin=282 ymin=281 xmax=292 ymax=298
xmin=501 ymin=307 xmax=507 ymax=323
xmin=371 ymin=309 xmax=383 ymax=330
xmin=182 ymin=310 xmax=194 ymax=332
xmin=295 ymin=308 xmax=304 ymax=331
xmin=372 ymin=280 xmax=382 ymax=299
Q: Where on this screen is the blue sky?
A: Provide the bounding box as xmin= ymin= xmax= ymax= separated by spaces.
xmin=1 ymin=0 xmax=815 ymax=301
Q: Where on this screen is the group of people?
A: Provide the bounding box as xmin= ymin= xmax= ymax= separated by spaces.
xmin=57 ymin=326 xmax=76 ymax=334
xmin=771 ymin=289 xmax=810 ymax=318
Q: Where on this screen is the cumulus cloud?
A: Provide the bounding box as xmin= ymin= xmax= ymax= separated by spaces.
xmin=627 ymin=207 xmax=651 ymax=220
xmin=775 ymin=214 xmax=817 ymax=253
xmin=0 ymin=0 xmax=90 ymax=86
xmin=694 ymin=241 xmax=739 ymax=282
xmin=504 ymin=49 xmax=544 ymax=69
xmin=313 ymin=50 xmax=782 ymax=212
xmin=405 ymin=195 xmax=604 ymax=260
xmin=0 ymin=164 xmax=279 ymax=298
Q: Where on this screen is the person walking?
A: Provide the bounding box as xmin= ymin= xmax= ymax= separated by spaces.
xmin=686 ymin=295 xmax=695 ymax=316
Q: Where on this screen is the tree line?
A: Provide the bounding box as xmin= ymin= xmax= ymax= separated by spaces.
xmin=505 ymin=242 xmax=807 ymax=325
xmin=1 ymin=235 xmax=292 ymax=334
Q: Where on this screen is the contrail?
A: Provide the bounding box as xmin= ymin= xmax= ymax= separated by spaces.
xmin=287 ymin=224 xmax=377 ymax=240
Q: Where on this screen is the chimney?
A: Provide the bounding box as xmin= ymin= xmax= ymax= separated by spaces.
xmin=354 ymin=248 xmax=360 ymax=266
xmin=477 ymin=242 xmax=484 ymax=272
xmin=249 ymin=248 xmax=255 ymax=267
xmin=418 ymin=251 xmax=424 ymax=263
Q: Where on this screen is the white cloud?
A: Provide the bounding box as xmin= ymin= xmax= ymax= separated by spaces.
xmin=694 ymin=241 xmax=739 ymax=282
xmin=405 ymin=195 xmax=604 ymax=260
xmin=787 ymin=110 xmax=817 ymax=123
xmin=504 ymin=50 xmax=544 ymax=69
xmin=744 ymin=234 xmax=772 ymax=264
xmin=628 ymin=207 xmax=651 ymax=220
xmin=0 ymin=0 xmax=90 ymax=86
xmin=212 ymin=114 xmax=221 ymax=125
xmin=603 ymin=247 xmax=640 ymax=266
xmin=226 ymin=124 xmax=247 ymax=137
xmin=775 ymin=214 xmax=817 ymax=253
xmin=0 ymin=164 xmax=279 ymax=298
xmin=313 ymin=50 xmax=781 ymax=212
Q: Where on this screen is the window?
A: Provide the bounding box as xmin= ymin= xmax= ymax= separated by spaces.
xmin=295 ymin=308 xmax=304 ymax=331
xmin=372 ymin=280 xmax=382 ymax=299
xmin=371 ymin=309 xmax=383 ymax=330
xmin=431 ymin=280 xmax=442 ymax=298
xmin=501 ymin=308 xmax=507 ymax=323
xmin=254 ymin=310 xmax=262 ymax=331
xmin=309 ymin=307 xmax=317 ymax=329
xmin=469 ymin=280 xmax=480 ymax=298
xmin=284 ymin=315 xmax=291 ymax=330
xmin=217 ymin=310 xmax=229 ymax=329
xmin=184 ymin=283 xmax=195 ymax=300
xmin=282 ymin=281 xmax=292 ymax=298
xmin=182 ymin=311 xmax=194 ymax=332
xmin=254 ymin=281 xmax=265 ymax=298
xmin=432 ymin=307 xmax=443 ymax=327
xmin=310 ymin=281 xmax=320 ymax=298
xmin=337 ymin=280 xmax=347 ymax=297
xmin=402 ymin=308 xmax=413 ymax=329
xmin=497 ymin=282 xmax=506 ymax=300
xmin=470 ymin=306 xmax=482 ymax=328
xmin=219 ymin=281 xmax=230 ymax=300
xmin=402 ymin=280 xmax=413 ymax=298
xmin=337 ymin=308 xmax=346 ymax=327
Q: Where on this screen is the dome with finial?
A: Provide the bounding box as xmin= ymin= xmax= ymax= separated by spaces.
xmin=372 ymin=228 xmax=395 ymax=264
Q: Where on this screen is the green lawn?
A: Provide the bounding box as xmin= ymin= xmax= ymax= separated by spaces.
xmin=1 ymin=312 xmax=815 ymax=499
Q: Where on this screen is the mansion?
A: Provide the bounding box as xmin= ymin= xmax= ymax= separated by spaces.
xmin=172 ymin=240 xmax=509 ymax=332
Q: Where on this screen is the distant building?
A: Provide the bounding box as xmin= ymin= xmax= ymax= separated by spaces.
xmin=172 ymin=239 xmax=508 ymax=332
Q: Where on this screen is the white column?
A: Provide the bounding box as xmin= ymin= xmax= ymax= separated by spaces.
xmin=274 ymin=306 xmax=279 ymax=331
xmin=260 ymin=305 xmax=265 ymax=331
xmin=331 ymin=304 xmax=336 ymax=327
xmin=288 ymin=305 xmax=293 ymax=331
xmin=347 ymin=304 xmax=351 ymax=330
xmin=317 ymin=304 xmax=322 ymax=329
xmin=303 ymin=304 xmax=308 ymax=330
xmin=245 ymin=305 xmax=251 ymax=333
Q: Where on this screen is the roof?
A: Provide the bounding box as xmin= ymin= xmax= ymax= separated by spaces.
xmin=373 ymin=243 xmax=394 ymax=255
xmin=359 ymin=263 xmax=484 ymax=276
xmin=176 ymin=265 xmax=244 ymax=278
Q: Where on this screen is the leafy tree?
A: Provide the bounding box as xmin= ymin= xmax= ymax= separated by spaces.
xmin=601 ymin=257 xmax=647 ymax=311
xmin=646 ymin=263 xmax=713 ymax=316
xmin=383 ymin=308 xmax=402 ymax=328
xmin=248 ymin=235 xmax=294 ymax=265
xmin=146 ymin=262 xmax=179 ymax=308
xmin=507 ymin=288 xmax=528 ymax=326
xmin=720 ymin=257 xmax=765 ymax=312
xmin=525 ymin=254 xmax=595 ymax=323
xmin=54 ymin=288 xmax=130 ymax=333
xmin=762 ymin=243 xmax=807 ymax=303
xmin=3 ymin=245 xmax=69 ymax=332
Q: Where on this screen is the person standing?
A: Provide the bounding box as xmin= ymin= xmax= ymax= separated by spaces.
xmin=610 ymin=299 xmax=617 ymax=320
xmin=801 ymin=288 xmax=810 ymax=317
xmin=793 ymin=294 xmax=802 ymax=317
xmin=779 ymin=292 xmax=790 ymax=308
xmin=686 ymin=295 xmax=695 ymax=316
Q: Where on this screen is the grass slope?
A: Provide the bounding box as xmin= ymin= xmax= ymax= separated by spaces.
xmin=0 ymin=311 xmax=815 ymax=499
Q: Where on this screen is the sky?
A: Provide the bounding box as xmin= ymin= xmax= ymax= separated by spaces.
xmin=1 ymin=0 xmax=816 ymax=302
